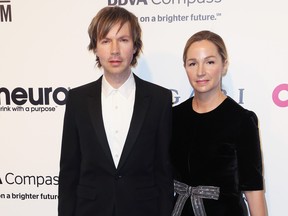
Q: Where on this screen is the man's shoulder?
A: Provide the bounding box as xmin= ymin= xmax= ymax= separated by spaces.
xmin=69 ymin=78 xmax=101 ymax=95
xmin=134 ymin=75 xmax=170 ymax=94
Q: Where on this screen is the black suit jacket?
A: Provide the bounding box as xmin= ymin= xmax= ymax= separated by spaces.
xmin=58 ymin=74 xmax=174 ymax=216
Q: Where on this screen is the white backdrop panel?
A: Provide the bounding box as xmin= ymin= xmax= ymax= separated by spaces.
xmin=1 ymin=0 xmax=287 ymax=215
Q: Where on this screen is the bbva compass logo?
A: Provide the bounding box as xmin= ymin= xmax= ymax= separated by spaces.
xmin=107 ymin=0 xmax=222 ymax=6
xmin=0 ymin=172 xmax=59 ymax=187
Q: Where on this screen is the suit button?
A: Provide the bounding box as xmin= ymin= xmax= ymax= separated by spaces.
xmin=115 ymin=175 xmax=122 ymax=180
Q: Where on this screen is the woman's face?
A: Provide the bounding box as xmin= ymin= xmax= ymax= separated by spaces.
xmin=184 ymin=39 xmax=227 ymax=97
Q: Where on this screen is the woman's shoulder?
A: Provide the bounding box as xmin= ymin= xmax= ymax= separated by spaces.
xmin=225 ymin=96 xmax=258 ymax=123
xmin=173 ymin=97 xmax=192 ymax=111
xmin=174 ymin=97 xmax=192 ymax=108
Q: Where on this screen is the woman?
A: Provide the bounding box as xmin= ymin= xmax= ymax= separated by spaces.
xmin=171 ymin=30 xmax=267 ymax=216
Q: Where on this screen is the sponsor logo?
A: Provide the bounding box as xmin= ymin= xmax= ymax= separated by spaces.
xmin=171 ymin=89 xmax=180 ymax=105
xmin=0 ymin=87 xmax=69 ymax=113
xmin=0 ymin=172 xmax=58 ymax=187
xmin=107 ymin=0 xmax=223 ymax=24
xmin=222 ymin=88 xmax=245 ymax=104
xmin=172 ymin=88 xmax=245 ymax=105
xmin=0 ymin=172 xmax=59 ymax=200
xmin=272 ymin=83 xmax=288 ymax=107
xmin=0 ymin=193 xmax=58 ymax=200
xmin=108 ymin=0 xmax=222 ymax=6
xmin=0 ymin=0 xmax=12 ymax=22
xmin=108 ymin=0 xmax=148 ymax=5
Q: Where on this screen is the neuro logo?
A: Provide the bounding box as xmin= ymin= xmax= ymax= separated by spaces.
xmin=0 ymin=0 xmax=12 ymax=22
xmin=272 ymin=83 xmax=288 ymax=107
xmin=0 ymin=87 xmax=69 ymax=113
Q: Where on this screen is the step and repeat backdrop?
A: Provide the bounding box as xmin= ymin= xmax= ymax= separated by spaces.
xmin=1 ymin=0 xmax=287 ymax=215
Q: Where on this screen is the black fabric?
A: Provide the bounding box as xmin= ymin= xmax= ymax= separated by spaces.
xmin=58 ymin=75 xmax=174 ymax=216
xmin=171 ymin=96 xmax=263 ymax=216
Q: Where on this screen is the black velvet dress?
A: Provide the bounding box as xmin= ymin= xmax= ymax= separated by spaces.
xmin=171 ymin=96 xmax=263 ymax=216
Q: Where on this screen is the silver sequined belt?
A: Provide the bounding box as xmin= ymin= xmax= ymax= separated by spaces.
xmin=172 ymin=180 xmax=220 ymax=216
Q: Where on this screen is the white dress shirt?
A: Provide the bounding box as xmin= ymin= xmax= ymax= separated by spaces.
xmin=101 ymin=73 xmax=136 ymax=168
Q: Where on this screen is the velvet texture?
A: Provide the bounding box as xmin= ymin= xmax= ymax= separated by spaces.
xmin=171 ymin=97 xmax=263 ymax=216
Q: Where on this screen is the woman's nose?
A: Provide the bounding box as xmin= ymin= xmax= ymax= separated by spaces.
xmin=197 ymin=64 xmax=205 ymax=76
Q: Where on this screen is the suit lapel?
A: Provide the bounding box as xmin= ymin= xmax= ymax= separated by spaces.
xmin=117 ymin=75 xmax=151 ymax=169
xmin=87 ymin=77 xmax=116 ymax=169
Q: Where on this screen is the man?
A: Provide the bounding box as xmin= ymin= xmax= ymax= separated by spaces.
xmin=58 ymin=6 xmax=174 ymax=216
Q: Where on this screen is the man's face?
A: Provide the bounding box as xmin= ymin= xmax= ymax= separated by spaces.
xmin=96 ymin=22 xmax=135 ymax=79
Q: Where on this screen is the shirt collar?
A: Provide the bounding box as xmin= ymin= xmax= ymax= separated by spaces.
xmin=102 ymin=72 xmax=135 ymax=98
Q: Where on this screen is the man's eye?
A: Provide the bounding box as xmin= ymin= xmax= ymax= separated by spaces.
xmin=101 ymin=40 xmax=109 ymax=44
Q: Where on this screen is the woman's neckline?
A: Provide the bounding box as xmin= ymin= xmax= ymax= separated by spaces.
xmin=191 ymin=95 xmax=229 ymax=114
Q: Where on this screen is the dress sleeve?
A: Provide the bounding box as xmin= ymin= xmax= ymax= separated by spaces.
xmin=237 ymin=110 xmax=264 ymax=191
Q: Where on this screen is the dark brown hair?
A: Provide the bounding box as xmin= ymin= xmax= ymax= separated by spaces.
xmin=88 ymin=6 xmax=143 ymax=68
